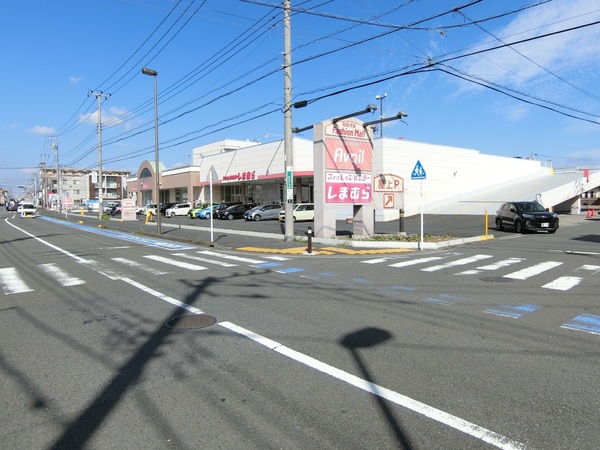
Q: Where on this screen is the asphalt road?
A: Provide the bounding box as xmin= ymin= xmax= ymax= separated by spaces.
xmin=1 ymin=210 xmax=599 ymax=449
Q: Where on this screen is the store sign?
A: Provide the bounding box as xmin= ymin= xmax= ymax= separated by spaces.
xmin=325 ymin=172 xmax=371 ymax=203
xmin=374 ymin=173 xmax=404 ymax=192
xmin=222 ymin=171 xmax=256 ymax=182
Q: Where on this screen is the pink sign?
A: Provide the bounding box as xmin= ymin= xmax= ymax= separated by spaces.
xmin=325 ymin=138 xmax=372 ymax=172
xmin=325 ymin=172 xmax=372 ymax=203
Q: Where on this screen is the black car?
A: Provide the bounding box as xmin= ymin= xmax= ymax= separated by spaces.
xmin=495 ymin=201 xmax=559 ymax=234
xmin=159 ymin=202 xmax=177 ymax=216
xmin=216 ymin=203 xmax=255 ymax=220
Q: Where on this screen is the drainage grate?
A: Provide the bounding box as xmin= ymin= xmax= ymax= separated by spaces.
xmin=480 ymin=276 xmax=514 ymax=283
xmin=165 ymin=314 xmax=217 ymax=330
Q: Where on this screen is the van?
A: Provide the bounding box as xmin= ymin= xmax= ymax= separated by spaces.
xmin=278 ymin=203 xmax=314 ymax=222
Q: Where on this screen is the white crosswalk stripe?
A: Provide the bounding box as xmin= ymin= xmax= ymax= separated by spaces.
xmin=503 ymin=261 xmax=563 ymax=280
xmin=457 ymin=257 xmax=526 ymax=275
xmin=196 ymin=250 xmax=266 ymax=264
xmin=38 ymin=263 xmax=85 ymax=286
xmin=143 ymin=255 xmax=207 ymax=271
xmin=421 ymin=254 xmax=493 ymax=272
xmin=173 ymin=252 xmax=237 ymax=267
xmin=0 ymin=267 xmax=33 ymax=294
xmin=112 ymin=257 xmax=170 ymax=275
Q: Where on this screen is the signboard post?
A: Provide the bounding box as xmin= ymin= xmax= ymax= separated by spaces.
xmin=411 ymin=160 xmax=427 ymax=250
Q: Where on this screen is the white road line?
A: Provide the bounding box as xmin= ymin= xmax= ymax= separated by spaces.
xmin=457 ymin=257 xmax=526 ymax=275
xmin=38 ymin=263 xmax=85 ymax=286
xmin=542 ymin=276 xmax=582 ymax=291
xmin=219 ymin=321 xmax=526 ymax=450
xmin=422 ymin=255 xmax=493 ymax=272
xmin=120 ymin=277 xmax=203 ymax=314
xmin=143 ymin=255 xmax=207 ymax=271
xmin=172 ymin=252 xmax=237 ymax=267
xmin=197 ymin=250 xmax=265 ymax=264
xmin=388 ymin=256 xmax=444 ymax=268
xmin=0 ymin=267 xmax=33 ymax=294
xmin=362 ymin=258 xmax=390 ymax=265
xmin=112 ymin=257 xmax=170 ymax=275
xmin=504 ymin=261 xmax=563 ymax=280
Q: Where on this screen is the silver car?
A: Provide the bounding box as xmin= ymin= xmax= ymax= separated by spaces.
xmin=243 ymin=204 xmax=283 ymax=221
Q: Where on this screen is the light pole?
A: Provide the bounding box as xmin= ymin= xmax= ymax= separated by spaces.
xmin=142 ymin=67 xmax=161 ymax=235
xmin=375 ymin=93 xmax=387 ymax=138
xmin=88 ymin=90 xmax=110 ymax=219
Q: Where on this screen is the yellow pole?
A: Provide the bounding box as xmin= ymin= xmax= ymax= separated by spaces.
xmin=485 ymin=210 xmax=489 ymax=235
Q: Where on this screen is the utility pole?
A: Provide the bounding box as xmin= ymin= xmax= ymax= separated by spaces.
xmin=51 ymin=138 xmax=60 ymax=212
xmin=88 ymin=90 xmax=111 ymax=219
xmin=283 ymin=0 xmax=294 ymax=241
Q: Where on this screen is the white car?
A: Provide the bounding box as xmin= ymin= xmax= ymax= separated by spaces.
xmin=278 ymin=203 xmax=314 ymax=222
xmin=17 ymin=202 xmax=36 ymax=218
xmin=165 ymin=202 xmax=192 ymax=217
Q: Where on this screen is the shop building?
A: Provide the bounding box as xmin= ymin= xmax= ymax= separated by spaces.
xmin=128 ymin=136 xmax=592 ymax=220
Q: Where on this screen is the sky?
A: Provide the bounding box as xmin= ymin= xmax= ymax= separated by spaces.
xmin=2 ymin=0 xmax=600 ymax=196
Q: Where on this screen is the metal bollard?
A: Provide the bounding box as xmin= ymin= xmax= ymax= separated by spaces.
xmin=306 ymin=226 xmax=313 ymax=254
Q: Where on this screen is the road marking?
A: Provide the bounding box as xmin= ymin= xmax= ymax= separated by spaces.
xmin=362 ymin=258 xmax=390 ymax=264
xmin=172 ymin=252 xmax=237 ymax=267
xmin=562 ymin=314 xmax=600 ymax=336
xmin=421 ymin=254 xmax=493 ymax=272
xmin=39 ymin=263 xmax=85 ymax=286
xmin=542 ymin=276 xmax=582 ymax=291
xmin=485 ymin=304 xmax=541 ymax=318
xmin=503 ymin=261 xmax=563 ymax=280
xmin=219 ymin=321 xmax=526 ymax=450
xmin=457 ymin=257 xmax=525 ymax=275
xmin=112 ymin=257 xmax=170 ymax=275
xmin=197 ymin=250 xmax=265 ymax=264
xmin=388 ymin=256 xmax=444 ymax=268
xmin=143 ymin=255 xmax=207 ymax=271
xmin=0 ymin=267 xmax=33 ymax=294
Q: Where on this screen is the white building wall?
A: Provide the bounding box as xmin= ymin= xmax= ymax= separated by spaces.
xmin=376 ymin=139 xmax=551 ymax=218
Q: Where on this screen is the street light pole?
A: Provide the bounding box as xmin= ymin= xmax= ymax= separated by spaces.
xmin=375 ymin=93 xmax=387 ymax=138
xmin=283 ymin=0 xmax=294 ymax=241
xmin=142 ymin=67 xmax=161 ymax=235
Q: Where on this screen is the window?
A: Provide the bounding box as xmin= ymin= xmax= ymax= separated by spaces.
xmin=140 ymin=168 xmax=152 ymax=178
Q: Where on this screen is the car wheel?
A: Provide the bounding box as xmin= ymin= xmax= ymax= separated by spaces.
xmin=206 ymin=213 xmax=211 ymax=219
xmin=495 ymin=218 xmax=503 ymax=231
xmin=515 ymin=220 xmax=524 ymax=234
xmin=228 ymin=214 xmax=234 ymax=220
xmin=254 ymin=215 xmax=261 ymax=221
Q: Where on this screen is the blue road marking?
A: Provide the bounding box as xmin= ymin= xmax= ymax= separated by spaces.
xmin=40 ymin=216 xmax=195 ymax=250
xmin=423 ymin=293 xmax=465 ymax=305
xmin=562 ymin=314 xmax=600 ymax=335
xmin=276 ymin=267 xmax=304 ymax=274
xmin=350 ymin=277 xmax=372 ymax=284
xmin=255 ymin=262 xmax=282 ymax=268
xmin=485 ymin=304 xmax=541 ymax=318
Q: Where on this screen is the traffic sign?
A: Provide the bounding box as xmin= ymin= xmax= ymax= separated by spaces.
xmin=411 ymin=160 xmax=426 ymax=180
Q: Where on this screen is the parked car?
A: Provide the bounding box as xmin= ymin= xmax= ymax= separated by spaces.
xmin=165 ymin=202 xmax=192 ymax=218
xmin=195 ymin=204 xmax=218 ymax=219
xmin=160 ymin=202 xmax=178 ymax=216
xmin=495 ymin=201 xmax=559 ymax=234
xmin=217 ymin=203 xmax=256 ymax=220
xmin=103 ymin=202 xmax=119 ymax=214
xmin=278 ymin=203 xmax=314 ymax=222
xmin=17 ymin=202 xmax=36 ymax=218
xmin=244 ymin=204 xmax=282 ymax=221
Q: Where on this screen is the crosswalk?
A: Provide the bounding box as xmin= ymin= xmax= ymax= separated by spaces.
xmin=0 ymin=251 xmax=291 ymax=295
xmin=363 ymin=252 xmax=600 ymax=292
xmin=2 ymin=249 xmax=599 ymax=336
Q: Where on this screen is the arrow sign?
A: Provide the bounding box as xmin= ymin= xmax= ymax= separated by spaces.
xmin=411 ymin=160 xmax=426 ymax=180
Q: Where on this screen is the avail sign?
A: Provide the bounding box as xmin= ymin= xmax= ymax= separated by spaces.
xmin=374 ymin=173 xmax=404 ymax=192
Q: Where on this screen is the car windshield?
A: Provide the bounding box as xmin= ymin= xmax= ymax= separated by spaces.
xmin=515 ymin=202 xmax=545 ymax=212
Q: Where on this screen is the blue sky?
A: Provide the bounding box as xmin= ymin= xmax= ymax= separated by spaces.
xmin=2 ymin=0 xmax=600 ymax=195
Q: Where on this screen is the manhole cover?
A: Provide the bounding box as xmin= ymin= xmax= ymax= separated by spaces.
xmin=479 ymin=276 xmax=514 ymax=283
xmin=165 ymin=314 xmax=217 ymax=330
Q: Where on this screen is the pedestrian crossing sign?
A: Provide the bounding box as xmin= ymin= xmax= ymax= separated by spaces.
xmin=411 ymin=160 xmax=426 ymax=180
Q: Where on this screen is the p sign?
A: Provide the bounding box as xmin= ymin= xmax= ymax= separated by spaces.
xmin=374 ymin=174 xmax=404 ymax=192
